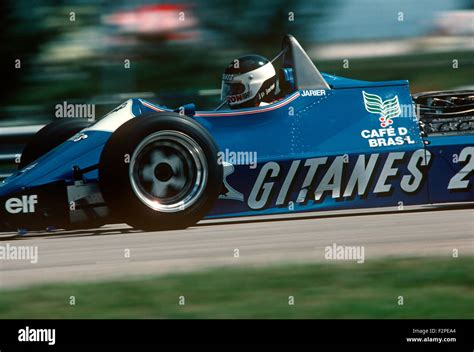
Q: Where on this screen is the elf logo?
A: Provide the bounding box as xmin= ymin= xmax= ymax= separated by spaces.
xmin=5 ymin=195 xmax=38 ymax=214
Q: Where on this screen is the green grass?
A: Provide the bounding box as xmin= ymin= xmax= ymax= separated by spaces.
xmin=0 ymin=257 xmax=473 ymax=318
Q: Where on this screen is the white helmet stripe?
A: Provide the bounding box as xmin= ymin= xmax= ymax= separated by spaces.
xmin=223 ymin=61 xmax=276 ymax=107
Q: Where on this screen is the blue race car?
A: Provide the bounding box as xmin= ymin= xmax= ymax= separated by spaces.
xmin=1 ymin=35 xmax=473 ymax=233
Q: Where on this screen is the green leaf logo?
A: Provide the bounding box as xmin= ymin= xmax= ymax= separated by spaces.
xmin=363 ymin=91 xmax=401 ymax=127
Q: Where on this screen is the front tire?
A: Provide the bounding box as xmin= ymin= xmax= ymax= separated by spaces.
xmin=99 ymin=113 xmax=222 ymax=231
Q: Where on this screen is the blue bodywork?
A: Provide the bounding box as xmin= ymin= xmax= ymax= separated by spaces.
xmin=0 ymin=39 xmax=473 ymax=231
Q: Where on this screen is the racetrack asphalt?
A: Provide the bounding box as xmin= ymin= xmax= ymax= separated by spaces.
xmin=0 ymin=203 xmax=473 ymax=288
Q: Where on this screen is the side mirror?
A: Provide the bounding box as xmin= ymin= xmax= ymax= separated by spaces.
xmin=174 ymin=103 xmax=196 ymax=117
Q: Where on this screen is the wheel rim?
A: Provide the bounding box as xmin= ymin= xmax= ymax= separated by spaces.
xmin=129 ymin=130 xmax=208 ymax=213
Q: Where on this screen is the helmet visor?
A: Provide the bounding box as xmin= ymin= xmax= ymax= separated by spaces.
xmin=221 ymin=81 xmax=246 ymax=101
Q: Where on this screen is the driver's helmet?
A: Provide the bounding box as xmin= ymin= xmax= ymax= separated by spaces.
xmin=221 ymin=55 xmax=277 ymax=109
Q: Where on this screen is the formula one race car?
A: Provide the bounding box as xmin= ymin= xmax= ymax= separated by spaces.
xmin=1 ymin=35 xmax=473 ymax=233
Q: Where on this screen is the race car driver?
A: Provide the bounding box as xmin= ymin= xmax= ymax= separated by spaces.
xmin=221 ymin=55 xmax=278 ymax=109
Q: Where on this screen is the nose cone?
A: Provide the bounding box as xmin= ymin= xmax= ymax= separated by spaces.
xmin=0 ymin=99 xmax=141 ymax=199
xmin=0 ymin=130 xmax=111 ymax=197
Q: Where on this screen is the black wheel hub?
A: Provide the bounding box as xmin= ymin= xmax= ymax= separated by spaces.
xmin=154 ymin=162 xmax=174 ymax=182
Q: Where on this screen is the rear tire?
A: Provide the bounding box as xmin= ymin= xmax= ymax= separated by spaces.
xmin=19 ymin=119 xmax=91 ymax=169
xmin=99 ymin=113 xmax=222 ymax=231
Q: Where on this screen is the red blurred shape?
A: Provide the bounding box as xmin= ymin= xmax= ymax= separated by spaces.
xmin=104 ymin=3 xmax=199 ymax=38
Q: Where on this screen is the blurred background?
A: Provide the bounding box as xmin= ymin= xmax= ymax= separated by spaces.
xmin=0 ymin=0 xmax=473 ymax=176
